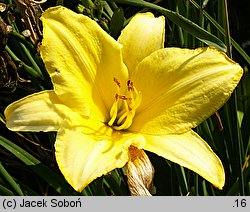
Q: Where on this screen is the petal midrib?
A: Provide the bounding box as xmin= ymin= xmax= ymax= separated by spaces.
xmin=136 ymin=64 xmax=238 ymax=116
xmin=47 ymin=19 xmax=96 ymax=83
xmin=46 ymin=20 xmax=111 ymax=118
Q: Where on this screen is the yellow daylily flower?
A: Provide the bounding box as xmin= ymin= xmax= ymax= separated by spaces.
xmin=4 ymin=6 xmax=243 ymax=193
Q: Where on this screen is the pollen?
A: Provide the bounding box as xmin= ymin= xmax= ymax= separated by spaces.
xmin=108 ymin=78 xmax=142 ymax=130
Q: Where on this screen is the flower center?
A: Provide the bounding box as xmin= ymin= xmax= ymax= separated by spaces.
xmin=108 ymin=77 xmax=142 ymax=130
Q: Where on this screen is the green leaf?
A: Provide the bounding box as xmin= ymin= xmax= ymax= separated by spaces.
xmin=106 ymin=0 xmax=227 ymax=51
xmin=173 ymin=165 xmax=189 ymax=195
xmin=103 ymin=169 xmax=129 ymax=195
xmin=241 ymin=104 xmax=250 ymax=154
xmin=0 ymin=162 xmax=24 ymax=195
xmin=0 ymin=135 xmax=77 ymax=195
xmin=0 ymin=184 xmax=15 ymax=196
xmin=188 ymin=0 xmax=250 ymax=65
xmin=227 ymin=161 xmax=250 ymax=195
xmin=110 ymin=7 xmax=125 ymax=39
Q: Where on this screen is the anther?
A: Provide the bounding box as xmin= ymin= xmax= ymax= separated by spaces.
xmin=127 ymin=80 xmax=134 ymax=91
xmin=114 ymin=77 xmax=121 ymax=87
xmin=109 ymin=78 xmax=141 ymax=130
xmin=119 ymin=95 xmax=128 ymax=100
xmin=116 ymin=94 xmax=131 ymax=101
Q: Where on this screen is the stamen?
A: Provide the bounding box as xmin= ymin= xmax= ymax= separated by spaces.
xmin=116 ymin=98 xmax=131 ymax=125
xmin=108 ymin=98 xmax=118 ymax=126
xmin=108 ymin=78 xmax=141 ymax=130
xmin=127 ymin=80 xmax=134 ymax=91
xmin=117 ymin=111 xmax=129 ymax=125
xmin=113 ymin=110 xmax=135 ymax=131
xmin=114 ymin=77 xmax=121 ymax=87
xmin=117 ymin=94 xmax=130 ymax=101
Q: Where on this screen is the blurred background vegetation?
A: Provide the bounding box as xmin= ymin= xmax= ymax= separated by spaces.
xmin=0 ymin=0 xmax=249 ymax=196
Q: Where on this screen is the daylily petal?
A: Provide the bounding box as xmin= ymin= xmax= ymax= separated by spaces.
xmin=4 ymin=90 xmax=72 ymax=132
xmin=55 ymin=113 xmax=145 ymax=192
xmin=143 ymin=130 xmax=225 ymax=189
xmin=40 ymin=6 xmax=128 ymax=122
xmin=130 ymin=47 xmax=243 ymax=135
xmin=118 ymin=12 xmax=165 ymax=73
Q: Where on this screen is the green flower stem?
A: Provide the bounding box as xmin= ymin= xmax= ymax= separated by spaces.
xmin=81 ymin=186 xmax=93 ymax=195
xmin=202 ymin=181 xmax=209 ymax=195
xmin=103 ymin=169 xmax=129 ymax=195
xmin=223 ymin=0 xmax=245 ymax=195
xmin=102 ymin=10 xmax=112 ymax=21
xmin=194 ymin=175 xmax=199 ymax=196
xmin=103 ymin=1 xmax=114 ymax=17
xmin=5 ymin=46 xmax=43 ymax=80
xmin=81 ymin=0 xmax=95 ymax=8
xmin=175 ymin=5 xmax=185 ymax=47
xmin=108 ymin=1 xmax=118 ymax=10
xmin=217 ymin=0 xmax=226 ymax=42
xmin=0 ymin=162 xmax=24 ymax=195
xmin=223 ymin=0 xmax=232 ymax=58
xmin=18 ymin=42 xmax=44 ymax=79
xmin=198 ymin=2 xmax=205 ymax=47
xmin=174 ymin=165 xmax=188 ymax=195
xmin=230 ymin=92 xmax=245 ymax=195
xmin=11 ymin=31 xmax=36 ymax=52
xmin=0 ymin=184 xmax=15 ymax=195
xmin=101 ymin=20 xmax=109 ymax=32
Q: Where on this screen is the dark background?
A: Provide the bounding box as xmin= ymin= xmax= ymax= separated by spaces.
xmin=230 ymin=0 xmax=250 ymax=57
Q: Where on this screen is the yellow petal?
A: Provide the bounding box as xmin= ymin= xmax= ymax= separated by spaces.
xmin=130 ymin=47 xmax=243 ymax=135
xmin=118 ymin=12 xmax=165 ymax=73
xmin=143 ymin=130 xmax=225 ymax=189
xmin=55 ymin=113 xmax=145 ymax=192
xmin=4 ymin=90 xmax=72 ymax=132
xmin=40 ymin=6 xmax=128 ymax=122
